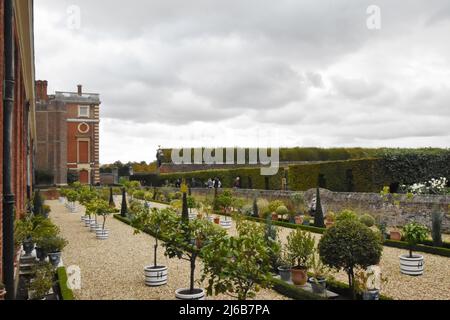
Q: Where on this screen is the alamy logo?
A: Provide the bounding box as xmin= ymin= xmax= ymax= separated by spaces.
xmin=171 ymin=148 xmax=280 ymax=176
xmin=66 ymin=265 xmax=82 ymax=290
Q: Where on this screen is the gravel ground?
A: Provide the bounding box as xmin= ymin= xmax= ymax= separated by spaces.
xmin=49 ymin=200 xmax=288 ymax=300
xmin=144 ymin=201 xmax=450 ymax=300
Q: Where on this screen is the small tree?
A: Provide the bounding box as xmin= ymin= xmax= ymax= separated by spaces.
xmin=319 ymin=220 xmax=383 ymax=299
xmin=163 ymin=216 xmax=226 ymax=294
xmin=264 ymin=215 xmax=281 ymax=272
xmin=286 ymin=229 xmax=315 ymax=269
xmin=132 ymin=208 xmax=177 ymax=267
xmin=403 ymin=222 xmax=429 ymax=258
xmin=202 ymin=220 xmax=272 ymax=300
xmin=93 ymin=199 xmax=118 ymax=230
xmin=314 ymin=188 xmax=325 ymax=228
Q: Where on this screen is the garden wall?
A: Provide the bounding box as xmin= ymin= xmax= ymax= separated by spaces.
xmin=190 ymin=188 xmax=450 ymax=232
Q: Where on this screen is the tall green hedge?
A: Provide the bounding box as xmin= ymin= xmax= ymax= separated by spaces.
xmin=288 ymin=158 xmax=389 ymax=192
xmin=161 ymin=167 xmax=286 ymax=190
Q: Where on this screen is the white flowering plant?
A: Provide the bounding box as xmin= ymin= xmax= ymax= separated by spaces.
xmin=400 ymin=177 xmax=448 ymax=195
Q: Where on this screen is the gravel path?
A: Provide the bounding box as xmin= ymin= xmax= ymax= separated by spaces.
xmin=49 ymin=200 xmax=288 ymax=300
xmin=142 ymin=201 xmax=450 ymax=300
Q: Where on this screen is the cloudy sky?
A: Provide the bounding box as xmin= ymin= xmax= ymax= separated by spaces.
xmin=35 ymin=0 xmax=450 ymax=164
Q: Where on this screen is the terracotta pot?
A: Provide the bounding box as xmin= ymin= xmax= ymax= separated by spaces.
xmin=272 ymin=213 xmax=278 ymax=221
xmin=294 ymin=216 xmax=303 ymax=225
xmin=197 ymin=214 xmax=203 ymax=219
xmin=390 ymin=230 xmax=402 ymax=241
xmin=214 ymin=217 xmax=220 ymax=225
xmin=325 ymin=220 xmax=334 ymax=229
xmin=291 ymin=267 xmax=308 ymax=286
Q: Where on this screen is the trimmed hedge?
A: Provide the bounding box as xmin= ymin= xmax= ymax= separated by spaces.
xmin=288 ymin=158 xmax=389 ymax=192
xmin=57 ymin=267 xmax=75 ymax=300
xmin=324 ymin=277 xmax=393 ymax=300
xmin=270 ymin=277 xmax=323 ymax=300
xmin=161 ymin=167 xmax=286 ymax=190
xmin=384 ymin=240 xmax=450 ymax=258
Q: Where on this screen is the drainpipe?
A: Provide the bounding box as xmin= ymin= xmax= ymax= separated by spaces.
xmin=2 ymin=0 xmax=16 ymax=300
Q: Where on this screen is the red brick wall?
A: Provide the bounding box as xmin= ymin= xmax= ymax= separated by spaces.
xmin=0 ymin=4 xmax=31 ymax=280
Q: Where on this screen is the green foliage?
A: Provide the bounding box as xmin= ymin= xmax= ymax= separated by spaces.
xmin=286 ymin=229 xmax=315 ymax=268
xmin=86 ymin=199 xmax=118 ymax=229
xmin=161 ymin=166 xmax=285 ymax=190
xmin=57 ymin=267 xmax=75 ymax=300
xmin=78 ymin=187 xmax=98 ymax=206
xmin=28 ymin=263 xmax=54 ymax=300
xmin=290 ymin=192 xmax=306 ymax=214
xmin=268 ymin=200 xmax=285 ymax=213
xmin=133 ymin=189 xmax=146 ymax=200
xmin=403 ymin=222 xmax=429 ymax=257
xmin=37 ymin=236 xmax=68 ymax=253
xmin=216 ymin=190 xmax=234 ymax=211
xmin=288 ymin=158 xmax=388 ymax=192
xmin=318 ymin=220 xmax=383 ymax=299
xmin=144 ymin=192 xmax=154 ymax=202
xmin=65 ymin=189 xmax=79 ymax=203
xmin=276 ymin=205 xmax=289 ymax=216
xmin=336 ymin=209 xmax=358 ymax=223
xmin=201 ymin=220 xmax=273 ymax=300
xmin=15 ymin=215 xmax=59 ymax=245
xmin=359 ymin=214 xmax=375 ymax=228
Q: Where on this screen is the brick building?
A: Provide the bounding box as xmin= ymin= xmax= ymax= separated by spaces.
xmin=1 ymin=0 xmax=37 ymax=299
xmin=35 ymin=82 xmax=101 ymax=185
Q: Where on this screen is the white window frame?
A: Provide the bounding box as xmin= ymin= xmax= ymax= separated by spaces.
xmin=78 ymin=105 xmax=90 ymax=118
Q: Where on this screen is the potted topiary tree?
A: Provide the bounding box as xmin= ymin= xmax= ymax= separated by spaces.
xmin=163 ymin=216 xmax=223 ymax=300
xmin=400 ymin=221 xmax=428 ymax=276
xmin=359 ymin=214 xmax=375 ymax=228
xmin=277 ymin=249 xmax=292 ymax=282
xmin=39 ymin=236 xmax=68 ymax=267
xmin=308 ymin=250 xmax=330 ymax=294
xmin=94 ymin=199 xmax=118 ymax=240
xmin=66 ymin=189 xmax=79 ymax=213
xmin=276 ymin=205 xmax=289 ymax=222
xmin=201 ymin=219 xmax=272 ymax=300
xmin=286 ymin=229 xmax=315 ymax=286
xmin=132 ymin=208 xmax=176 ymax=287
xmin=319 ymin=219 xmax=383 ymax=299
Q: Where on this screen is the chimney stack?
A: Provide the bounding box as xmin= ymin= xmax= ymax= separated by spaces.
xmin=35 ymin=80 xmax=48 ymax=101
xmin=77 ymin=84 xmax=82 ymax=95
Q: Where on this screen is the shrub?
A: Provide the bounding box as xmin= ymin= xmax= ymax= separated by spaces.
xmin=144 ymin=192 xmax=153 ymax=202
xmin=359 ymin=214 xmax=375 ymax=228
xmin=29 ymin=263 xmax=54 ymax=300
xmin=241 ymin=204 xmax=254 ymax=216
xmin=319 ymin=220 xmax=383 ymax=299
xmin=216 ymin=190 xmax=234 ymax=212
xmin=268 ymin=200 xmax=285 ymax=213
xmin=202 ymin=220 xmax=273 ymax=300
xmin=133 ymin=190 xmax=145 ymax=200
xmin=37 ymin=236 xmax=68 ymax=253
xmin=336 ymin=209 xmax=358 ymax=223
xmin=286 ymin=229 xmax=315 ymax=268
xmin=257 ymin=199 xmax=269 ymax=216
xmin=403 ymin=222 xmax=429 ymax=258
xmin=276 ymin=205 xmax=289 ymax=216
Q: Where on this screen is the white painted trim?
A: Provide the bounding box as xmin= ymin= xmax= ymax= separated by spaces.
xmin=67 ymin=119 xmax=99 ymax=123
